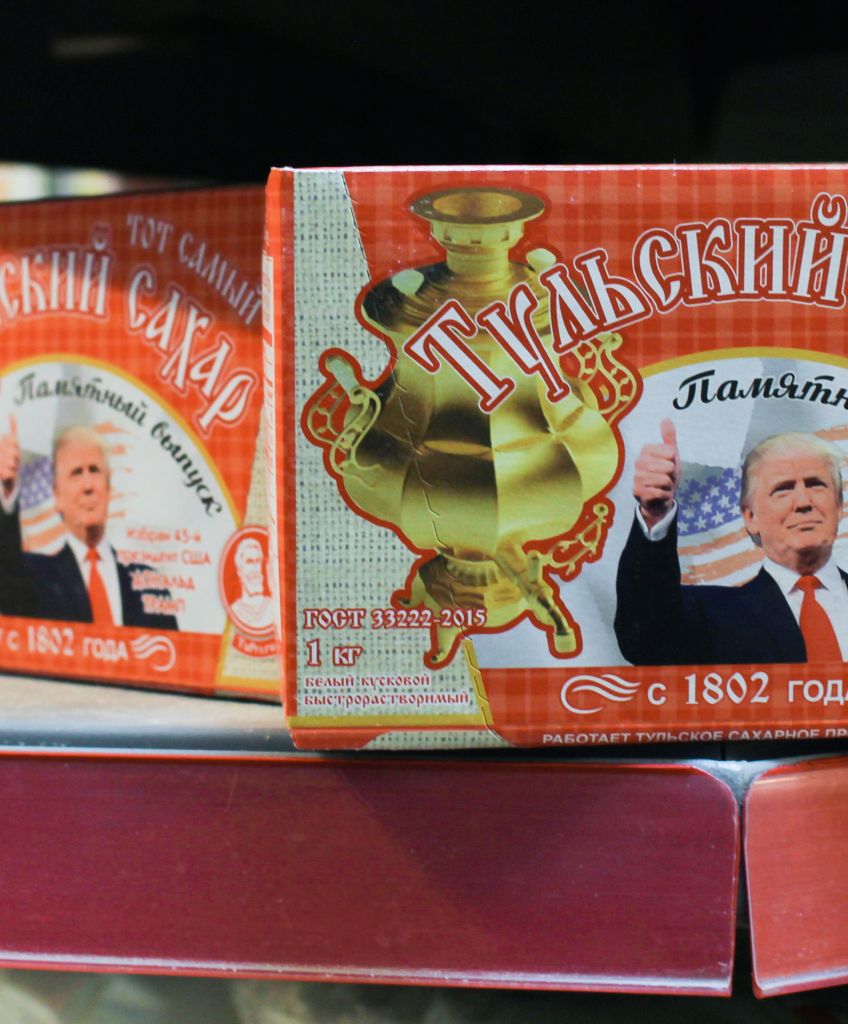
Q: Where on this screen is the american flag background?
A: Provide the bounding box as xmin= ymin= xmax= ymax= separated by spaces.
xmin=19 ymin=421 xmax=135 ymax=554
xmin=676 ymin=426 xmax=848 ymax=587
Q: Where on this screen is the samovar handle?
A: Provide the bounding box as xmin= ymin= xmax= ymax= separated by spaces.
xmin=321 ymin=353 xmax=382 ymax=476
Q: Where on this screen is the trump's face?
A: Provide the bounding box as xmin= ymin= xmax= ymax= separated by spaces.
xmin=53 ymin=441 xmax=110 ymax=544
xmin=742 ymin=449 xmax=841 ymax=572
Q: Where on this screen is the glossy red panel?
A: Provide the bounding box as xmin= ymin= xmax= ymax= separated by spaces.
xmin=0 ymin=756 xmax=738 ymax=994
xmin=747 ymin=757 xmax=848 ymax=997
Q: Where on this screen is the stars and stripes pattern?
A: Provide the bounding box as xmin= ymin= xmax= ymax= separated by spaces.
xmin=677 ymin=426 xmax=848 ymax=587
xmin=19 ymin=455 xmax=64 ymax=553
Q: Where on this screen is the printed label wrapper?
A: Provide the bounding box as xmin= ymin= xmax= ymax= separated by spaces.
xmin=0 ymin=186 xmax=279 ymax=699
xmin=265 ymin=165 xmax=848 ymax=747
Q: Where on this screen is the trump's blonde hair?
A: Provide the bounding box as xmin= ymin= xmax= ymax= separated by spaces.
xmin=51 ymin=426 xmax=111 ymax=484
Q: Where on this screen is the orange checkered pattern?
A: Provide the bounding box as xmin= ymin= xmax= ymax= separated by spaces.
xmin=0 ymin=186 xmax=275 ymax=699
xmin=272 ymin=166 xmax=848 ymax=747
xmin=344 ymin=165 xmax=848 ymax=369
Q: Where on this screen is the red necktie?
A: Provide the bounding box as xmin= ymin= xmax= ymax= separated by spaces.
xmin=797 ymin=575 xmax=842 ymax=662
xmin=86 ymin=548 xmax=113 ymax=625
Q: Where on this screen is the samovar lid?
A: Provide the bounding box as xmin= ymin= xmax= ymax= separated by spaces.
xmin=409 ymin=187 xmax=546 ymax=277
xmin=363 ymin=187 xmax=550 ymax=328
xmin=411 ymin=188 xmax=545 ymax=227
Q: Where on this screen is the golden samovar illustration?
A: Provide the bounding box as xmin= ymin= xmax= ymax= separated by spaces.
xmin=304 ymin=187 xmax=638 ymax=668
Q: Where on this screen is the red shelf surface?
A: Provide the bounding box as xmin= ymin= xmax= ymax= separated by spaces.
xmin=747 ymin=757 xmax=848 ymax=997
xmin=0 ymin=751 xmax=739 ymax=995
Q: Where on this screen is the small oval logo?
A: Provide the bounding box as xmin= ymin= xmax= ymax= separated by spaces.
xmin=218 ymin=526 xmax=274 ymax=638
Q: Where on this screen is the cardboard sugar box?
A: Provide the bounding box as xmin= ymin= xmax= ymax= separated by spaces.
xmin=0 ymin=186 xmax=278 ymax=698
xmin=265 ymin=165 xmax=848 ymax=746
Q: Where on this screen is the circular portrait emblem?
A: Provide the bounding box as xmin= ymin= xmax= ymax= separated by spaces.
xmin=218 ymin=526 xmax=274 ymax=638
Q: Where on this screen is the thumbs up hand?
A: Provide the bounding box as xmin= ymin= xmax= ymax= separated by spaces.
xmin=0 ymin=416 xmax=21 ymax=498
xmin=633 ymin=419 xmax=680 ymax=529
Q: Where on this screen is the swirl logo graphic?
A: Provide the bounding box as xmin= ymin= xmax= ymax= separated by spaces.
xmin=559 ymin=673 xmax=642 ymax=715
xmin=131 ymin=634 xmax=177 ymax=673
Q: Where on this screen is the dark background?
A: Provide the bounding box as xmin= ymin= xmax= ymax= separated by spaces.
xmin=1 ymin=6 xmax=847 ymax=1010
xmin=0 ymin=2 xmax=844 ymax=180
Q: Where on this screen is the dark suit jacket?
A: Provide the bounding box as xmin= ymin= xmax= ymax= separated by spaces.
xmin=0 ymin=503 xmax=178 ymax=631
xmin=614 ymin=515 xmax=848 ymax=665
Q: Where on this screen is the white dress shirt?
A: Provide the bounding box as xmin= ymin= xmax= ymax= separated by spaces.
xmin=761 ymin=556 xmax=848 ymax=659
xmin=0 ymin=481 xmax=20 ymax=514
xmin=2 ymin=486 xmax=123 ymax=625
xmin=635 ymin=500 xmax=678 ymax=541
xmin=635 ymin=502 xmax=848 ymax=657
xmin=65 ymin=532 xmax=124 ymax=626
